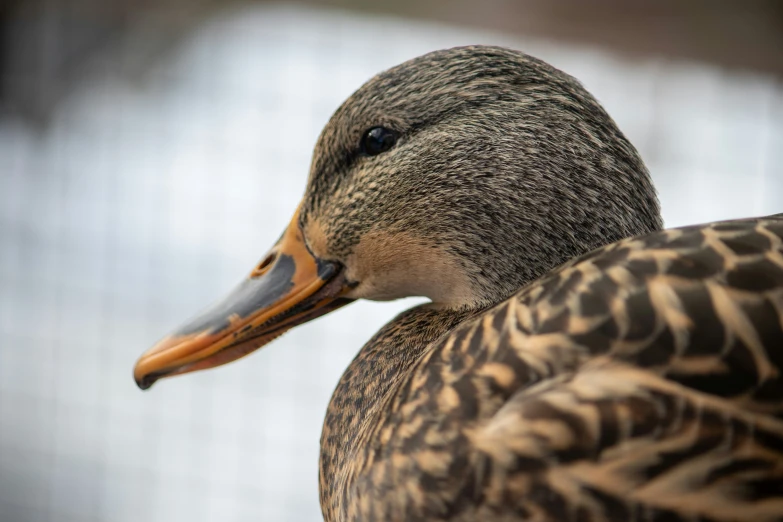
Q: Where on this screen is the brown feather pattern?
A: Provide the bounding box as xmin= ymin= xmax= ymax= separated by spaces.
xmin=321 ymin=216 xmax=783 ymax=521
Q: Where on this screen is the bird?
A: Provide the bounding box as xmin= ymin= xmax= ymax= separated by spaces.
xmin=133 ymin=46 xmax=783 ymax=521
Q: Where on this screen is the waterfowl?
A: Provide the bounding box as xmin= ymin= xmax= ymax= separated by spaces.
xmin=133 ymin=46 xmax=783 ymax=521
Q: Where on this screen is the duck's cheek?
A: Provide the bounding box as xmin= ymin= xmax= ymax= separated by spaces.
xmin=342 ymin=237 xmax=475 ymax=306
xmin=344 ymin=276 xmax=412 ymax=302
xmin=339 ymin=250 xmax=415 ymax=302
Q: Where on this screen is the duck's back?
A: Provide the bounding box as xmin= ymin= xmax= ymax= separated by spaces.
xmin=340 ymin=214 xmax=783 ymax=522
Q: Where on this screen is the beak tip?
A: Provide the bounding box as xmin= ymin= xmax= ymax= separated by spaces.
xmin=134 ymin=370 xmax=157 ymax=391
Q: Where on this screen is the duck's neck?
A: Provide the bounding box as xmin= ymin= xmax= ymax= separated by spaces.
xmin=318 ymin=303 xmax=474 ymax=517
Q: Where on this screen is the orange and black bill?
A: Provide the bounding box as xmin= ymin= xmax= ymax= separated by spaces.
xmin=133 ymin=207 xmax=354 ymax=390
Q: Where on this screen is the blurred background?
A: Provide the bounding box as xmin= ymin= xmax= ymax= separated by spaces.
xmin=1 ymin=1 xmax=781 ymax=521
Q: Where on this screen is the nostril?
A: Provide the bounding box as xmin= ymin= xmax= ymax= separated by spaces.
xmin=251 ymin=251 xmax=277 ymax=277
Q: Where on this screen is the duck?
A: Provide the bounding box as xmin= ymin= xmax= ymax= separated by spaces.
xmin=133 ymin=46 xmax=783 ymax=521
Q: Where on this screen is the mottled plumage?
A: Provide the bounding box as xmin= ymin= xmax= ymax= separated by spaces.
xmin=133 ymin=46 xmax=783 ymax=522
xmin=301 ymin=46 xmax=662 ymax=308
xmin=322 ymin=216 xmax=783 ymax=521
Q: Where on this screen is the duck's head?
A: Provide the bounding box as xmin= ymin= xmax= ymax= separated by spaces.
xmin=134 ymin=46 xmax=662 ymax=389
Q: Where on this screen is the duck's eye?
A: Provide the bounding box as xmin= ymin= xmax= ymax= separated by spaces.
xmin=360 ymin=127 xmax=397 ymax=156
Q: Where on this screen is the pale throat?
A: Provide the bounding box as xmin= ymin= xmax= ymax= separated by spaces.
xmin=343 ymin=229 xmax=478 ymax=306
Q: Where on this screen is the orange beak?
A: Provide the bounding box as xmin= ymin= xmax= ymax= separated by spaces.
xmin=133 ymin=205 xmax=354 ymax=390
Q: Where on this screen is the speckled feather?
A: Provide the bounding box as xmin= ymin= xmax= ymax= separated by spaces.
xmin=322 ymin=216 xmax=783 ymax=521
xmin=281 ymin=46 xmax=783 ymax=521
xmin=302 ymin=46 xmax=662 ymax=306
